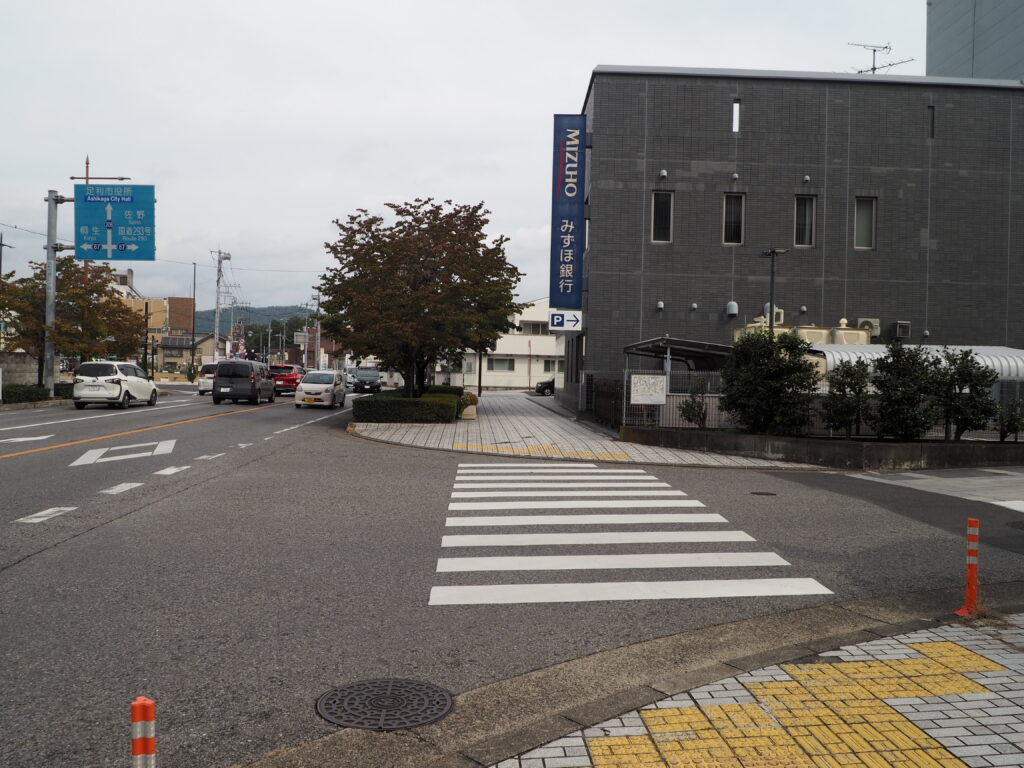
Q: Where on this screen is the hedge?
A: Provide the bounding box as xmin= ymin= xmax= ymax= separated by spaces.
xmin=354 ymin=392 xmax=460 ymax=423
xmin=425 ymin=384 xmax=464 ymax=397
xmin=1 ymin=382 xmax=75 ymax=404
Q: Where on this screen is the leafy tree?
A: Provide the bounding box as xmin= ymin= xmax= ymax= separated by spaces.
xmin=821 ymin=359 xmax=872 ymax=439
xmin=720 ymin=330 xmax=821 ymax=434
xmin=320 ymin=198 xmax=523 ymax=397
xmin=866 ymin=341 xmax=939 ymax=441
xmin=932 ymin=348 xmax=998 ymax=441
xmin=998 ymin=398 xmax=1024 ymax=443
xmin=2 ymin=256 xmax=145 ymax=384
xmin=676 ymin=376 xmax=709 ymax=429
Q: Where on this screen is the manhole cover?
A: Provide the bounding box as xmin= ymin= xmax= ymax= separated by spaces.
xmin=750 ymin=491 xmax=777 ymax=496
xmin=316 ymin=679 xmax=453 ymax=731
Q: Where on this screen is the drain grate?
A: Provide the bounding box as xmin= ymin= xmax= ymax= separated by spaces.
xmin=316 ymin=679 xmax=453 ymax=731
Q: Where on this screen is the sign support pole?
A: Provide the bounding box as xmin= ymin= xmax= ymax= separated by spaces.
xmin=44 ymin=190 xmax=74 ymax=397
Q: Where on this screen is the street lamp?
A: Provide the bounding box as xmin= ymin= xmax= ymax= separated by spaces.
xmin=760 ymin=248 xmax=788 ymax=334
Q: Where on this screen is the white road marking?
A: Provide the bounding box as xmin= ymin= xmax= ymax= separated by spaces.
xmin=237 ymin=443 xmax=252 ymax=448
xmin=0 ymin=434 xmax=54 ymax=443
xmin=457 ymin=462 xmax=597 ymax=468
xmin=452 ymin=475 xmax=664 ymax=482
xmin=436 ymin=551 xmax=789 ymax=571
xmin=14 ymin=507 xmax=77 ymax=523
xmin=194 ymin=453 xmax=225 ymax=460
xmin=273 ymin=425 xmax=301 ymax=434
xmin=70 ymin=440 xmax=175 ymax=467
xmin=453 ymin=482 xmax=672 ymax=489
xmin=992 ymin=500 xmax=1024 ymax=512
xmin=153 ymin=466 xmax=190 ymax=475
xmin=441 ymin=531 xmax=755 ymax=547
xmin=0 ymin=401 xmax=201 ymax=432
xmin=429 ymin=578 xmax=833 ymax=605
xmin=456 ymin=468 xmax=647 ymax=474
xmin=448 ymin=499 xmax=705 ymax=511
xmin=451 ymin=490 xmax=687 ymax=498
xmin=99 ymin=482 xmax=144 ymax=495
xmin=445 ymin=513 xmax=727 ymax=526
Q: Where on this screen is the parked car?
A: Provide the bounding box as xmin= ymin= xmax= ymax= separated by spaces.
xmin=535 ymin=378 xmax=555 ymax=396
xmin=196 ymin=362 xmax=217 ymax=395
xmin=295 ymin=370 xmax=346 ymax=408
xmin=346 ymin=366 xmax=359 ymax=387
xmin=72 ymin=361 xmax=158 ymax=410
xmin=352 ymin=367 xmax=382 ymax=393
xmin=270 ymin=364 xmax=305 ymax=395
xmin=212 ymin=360 xmax=276 ymax=405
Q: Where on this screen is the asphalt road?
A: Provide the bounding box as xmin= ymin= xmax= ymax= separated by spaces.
xmin=2 ymin=393 xmax=1023 ymax=767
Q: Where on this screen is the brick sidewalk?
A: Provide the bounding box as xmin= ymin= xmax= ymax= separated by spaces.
xmin=492 ymin=614 xmax=1024 ymax=768
xmin=352 ymin=392 xmax=814 ymax=469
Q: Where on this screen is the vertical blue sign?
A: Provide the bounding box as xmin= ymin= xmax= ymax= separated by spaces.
xmin=74 ymin=184 xmax=155 ymax=261
xmin=549 ymin=114 xmax=586 ymax=310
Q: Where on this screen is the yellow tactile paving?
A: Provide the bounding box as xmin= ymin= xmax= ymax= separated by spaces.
xmin=584 ymin=642 xmax=1008 ymax=768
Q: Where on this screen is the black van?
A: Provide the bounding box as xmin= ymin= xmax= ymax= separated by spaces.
xmin=211 ymin=360 xmax=276 ymax=405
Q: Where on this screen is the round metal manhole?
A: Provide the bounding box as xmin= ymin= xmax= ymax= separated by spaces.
xmin=750 ymin=491 xmax=777 ymax=496
xmin=316 ymin=679 xmax=453 ymax=731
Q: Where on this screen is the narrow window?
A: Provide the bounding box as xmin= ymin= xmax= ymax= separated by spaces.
xmin=651 ymin=191 xmax=673 ymax=242
xmin=486 ymin=358 xmax=515 ymax=372
xmin=928 ymin=105 xmax=935 ymax=139
xmin=732 ymin=99 xmax=741 ymax=132
xmin=855 ymin=197 xmax=876 ymax=249
xmin=723 ymin=193 xmax=744 ymax=245
xmin=794 ymin=195 xmax=815 ymax=246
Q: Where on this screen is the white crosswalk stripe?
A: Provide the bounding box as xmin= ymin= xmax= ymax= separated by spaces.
xmin=429 ymin=463 xmax=832 ymax=606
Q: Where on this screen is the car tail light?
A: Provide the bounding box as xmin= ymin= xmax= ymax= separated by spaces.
xmin=74 ymin=377 xmax=84 ymax=384
xmin=105 ymin=377 xmax=124 ymax=384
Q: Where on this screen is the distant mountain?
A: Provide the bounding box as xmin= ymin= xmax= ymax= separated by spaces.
xmin=191 ymin=305 xmax=307 ymax=334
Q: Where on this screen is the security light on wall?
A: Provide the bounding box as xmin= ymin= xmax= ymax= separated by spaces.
xmin=731 ymin=172 xmax=739 ymax=181
xmin=803 ymin=175 xmax=811 ymax=183
xmin=690 ymin=303 xmax=698 ymax=310
xmin=656 ymin=300 xmax=665 ymax=311
xmin=659 ymin=169 xmax=668 ymax=179
xmin=725 ymin=301 xmax=738 ymax=317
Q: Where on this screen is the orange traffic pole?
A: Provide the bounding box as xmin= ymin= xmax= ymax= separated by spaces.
xmin=954 ymin=518 xmax=979 ymax=617
xmin=131 ymin=696 xmax=156 ymax=768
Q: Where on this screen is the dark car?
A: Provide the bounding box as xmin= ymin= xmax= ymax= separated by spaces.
xmin=352 ymin=367 xmax=382 ymax=393
xmin=270 ymin=364 xmax=305 ymax=395
xmin=535 ymin=378 xmax=555 ymax=396
xmin=212 ymin=360 xmax=276 ymax=405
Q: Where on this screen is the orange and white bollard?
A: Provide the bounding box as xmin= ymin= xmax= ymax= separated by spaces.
xmin=131 ymin=696 xmax=156 ymax=768
xmin=954 ymin=518 xmax=980 ymax=617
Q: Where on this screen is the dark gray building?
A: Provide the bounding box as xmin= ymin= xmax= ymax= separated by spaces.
xmin=571 ymin=65 xmax=1024 ymax=377
xmin=927 ymin=0 xmax=1024 ymax=79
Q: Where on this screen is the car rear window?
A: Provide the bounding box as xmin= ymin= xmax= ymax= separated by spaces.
xmin=200 ymin=364 xmax=217 ymax=375
xmin=303 ymin=373 xmax=334 ymax=384
xmin=78 ymin=363 xmax=117 ymax=377
xmin=355 ymin=369 xmax=379 ymax=379
xmin=216 ymin=362 xmax=252 ymax=378
xmin=270 ymin=366 xmax=296 ymax=375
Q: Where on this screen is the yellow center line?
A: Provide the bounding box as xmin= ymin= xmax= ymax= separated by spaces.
xmin=0 ymin=402 xmax=291 ymax=461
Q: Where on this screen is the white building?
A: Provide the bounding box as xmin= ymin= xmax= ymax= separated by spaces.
xmin=442 ymin=297 xmax=566 ymax=391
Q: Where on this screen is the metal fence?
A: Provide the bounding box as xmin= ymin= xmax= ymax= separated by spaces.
xmin=580 ymin=369 xmax=1024 ymax=440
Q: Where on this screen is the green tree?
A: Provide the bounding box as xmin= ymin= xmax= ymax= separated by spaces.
xmin=676 ymin=376 xmax=709 ymax=429
xmin=320 ymin=198 xmax=523 ymax=397
xmin=866 ymin=341 xmax=939 ymax=441
xmin=821 ymin=359 xmax=872 ymax=439
xmin=3 ymin=256 xmax=146 ymax=384
xmin=720 ymin=330 xmax=821 ymax=434
xmin=932 ymin=348 xmax=998 ymax=441
xmin=998 ymin=398 xmax=1024 ymax=443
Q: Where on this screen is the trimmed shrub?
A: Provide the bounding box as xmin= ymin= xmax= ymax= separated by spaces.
xmin=54 ymin=383 xmax=73 ymax=399
xmin=460 ymin=392 xmax=479 ymax=407
xmin=425 ymin=384 xmax=464 ymax=397
xmin=354 ymin=392 xmax=459 ymax=423
xmin=2 ymin=384 xmax=50 ymax=404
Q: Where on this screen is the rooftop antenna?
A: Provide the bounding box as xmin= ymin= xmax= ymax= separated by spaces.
xmin=848 ymin=42 xmax=914 ymax=74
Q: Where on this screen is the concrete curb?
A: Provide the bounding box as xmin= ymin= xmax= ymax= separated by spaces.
xmin=232 ymin=581 xmax=1024 ymax=768
xmin=0 ymin=398 xmax=73 ymax=412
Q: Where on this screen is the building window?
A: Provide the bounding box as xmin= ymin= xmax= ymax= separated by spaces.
xmin=543 ymin=359 xmax=566 ymax=373
xmin=462 ymin=358 xmax=475 ymax=374
xmin=855 ymin=197 xmax=876 ymax=249
xmin=651 ymin=191 xmax=672 ymax=242
xmin=732 ymin=98 xmax=741 ymax=132
xmin=794 ymin=196 xmax=815 ymax=247
xmin=486 ymin=358 xmax=515 ymax=372
xmin=723 ymin=194 xmax=744 ymax=245
xmin=521 ymin=322 xmax=549 ymax=335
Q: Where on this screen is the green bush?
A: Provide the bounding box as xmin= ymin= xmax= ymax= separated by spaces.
xmin=54 ymin=383 xmax=73 ymax=399
xmin=425 ymin=384 xmax=464 ymax=397
xmin=354 ymin=392 xmax=459 ymax=422
xmin=460 ymin=392 xmax=479 ymax=407
xmin=2 ymin=384 xmax=50 ymax=404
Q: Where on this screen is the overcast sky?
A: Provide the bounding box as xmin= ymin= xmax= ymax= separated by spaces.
xmin=1 ymin=1 xmax=926 ymax=312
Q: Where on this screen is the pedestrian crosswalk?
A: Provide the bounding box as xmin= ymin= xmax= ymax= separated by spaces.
xmin=428 ymin=462 xmax=832 ymax=606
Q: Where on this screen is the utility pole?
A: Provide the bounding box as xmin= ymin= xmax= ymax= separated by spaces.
xmin=314 ymin=292 xmax=322 ymax=369
xmin=0 ymin=232 xmax=13 ymax=276
xmin=211 ymin=250 xmax=231 ymax=361
xmin=44 ymin=190 xmax=75 ymax=396
xmin=190 ymin=262 xmax=197 ymax=373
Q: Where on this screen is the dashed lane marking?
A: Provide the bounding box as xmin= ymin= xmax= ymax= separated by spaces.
xmin=0 ymin=434 xmax=54 ymax=443
xmin=13 ymin=507 xmax=77 ymax=524
xmin=0 ymin=401 xmax=201 ymax=432
xmin=99 ymin=482 xmax=144 ymax=495
xmin=153 ymin=466 xmax=190 ymax=475
xmin=194 ymin=453 xmax=225 ymax=460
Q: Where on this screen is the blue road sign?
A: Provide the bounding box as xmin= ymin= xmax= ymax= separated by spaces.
xmin=74 ymin=184 xmax=155 ymax=261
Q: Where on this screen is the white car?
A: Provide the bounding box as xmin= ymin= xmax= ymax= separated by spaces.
xmin=295 ymin=370 xmax=346 ymax=408
xmin=72 ymin=361 xmax=158 ymax=410
xmin=196 ymin=362 xmax=217 ymax=395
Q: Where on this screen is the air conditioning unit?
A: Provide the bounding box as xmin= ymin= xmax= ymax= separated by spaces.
xmin=895 ymin=320 xmax=911 ymax=339
xmin=857 ymin=318 xmax=881 ymax=338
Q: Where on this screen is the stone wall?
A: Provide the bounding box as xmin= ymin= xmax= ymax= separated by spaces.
xmin=0 ymin=352 xmax=39 ymax=386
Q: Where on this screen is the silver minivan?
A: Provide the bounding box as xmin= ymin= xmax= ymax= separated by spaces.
xmin=211 ymin=360 xmax=276 ymax=405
